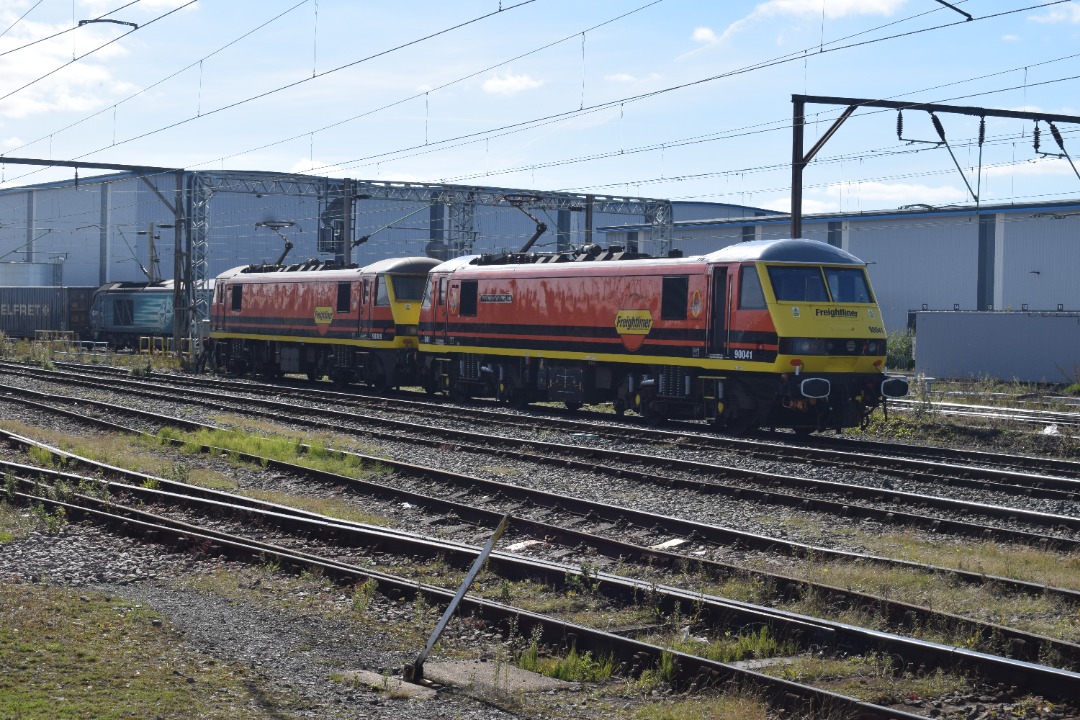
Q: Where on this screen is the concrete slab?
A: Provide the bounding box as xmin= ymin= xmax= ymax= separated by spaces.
xmin=422 ymin=659 xmax=578 ymax=695
xmin=341 ymin=670 xmax=438 ymax=700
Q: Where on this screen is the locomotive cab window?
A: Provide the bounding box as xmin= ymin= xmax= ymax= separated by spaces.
xmin=459 ymin=279 xmax=478 ymax=317
xmin=336 ymin=282 xmax=350 ymax=313
xmin=824 ymin=267 xmax=874 ymax=303
xmin=738 ymin=266 xmax=767 ymax=310
xmin=767 ymin=266 xmax=828 ymax=302
xmin=390 ymin=274 xmax=426 ymax=301
xmin=421 ymin=277 xmax=434 ymax=308
xmin=375 ymin=277 xmax=391 ymax=306
xmin=231 ymin=286 xmax=242 ymax=312
xmin=113 ymin=299 xmax=134 ymax=326
xmin=661 ymin=276 xmax=689 ymax=320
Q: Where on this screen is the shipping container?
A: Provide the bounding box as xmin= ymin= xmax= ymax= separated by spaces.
xmin=0 ymin=286 xmax=94 ymax=339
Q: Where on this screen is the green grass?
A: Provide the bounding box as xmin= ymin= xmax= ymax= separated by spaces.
xmin=0 ymin=581 xmax=299 ymax=719
xmin=768 ymin=652 xmax=972 ymax=705
xmin=632 ymin=695 xmax=769 ymax=720
xmin=516 ymin=642 xmax=617 ymax=683
xmin=156 ymin=426 xmax=390 ymax=480
xmin=0 ymin=502 xmax=35 ymax=542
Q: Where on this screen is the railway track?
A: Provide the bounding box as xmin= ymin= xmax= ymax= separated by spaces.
xmin=5 ymin=364 xmax=1079 ymax=549
xmin=40 ymin=359 xmax=1080 ymax=480
xmin=5 ymin=359 xmax=1080 ymax=717
xmin=7 ymin=428 xmax=1080 ymax=714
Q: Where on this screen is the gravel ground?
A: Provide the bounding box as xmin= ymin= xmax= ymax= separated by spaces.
xmin=0 ymin=522 xmax=558 ymax=720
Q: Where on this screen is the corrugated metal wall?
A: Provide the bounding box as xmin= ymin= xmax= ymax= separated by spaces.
xmin=915 ymin=311 xmax=1080 ymax=383
xmin=847 ymin=214 xmax=979 ymax=333
xmin=999 ymin=213 xmax=1080 ymax=313
xmin=4 ymin=170 xmax=1080 ymax=383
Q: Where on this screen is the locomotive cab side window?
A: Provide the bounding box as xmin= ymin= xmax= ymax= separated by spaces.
xmin=661 ymin=276 xmax=689 ymax=320
xmin=824 ymin=267 xmax=874 ymax=303
xmin=375 ymin=277 xmax=391 ymax=306
xmin=738 ymin=266 xmax=767 ymax=309
xmin=231 ymin=286 xmax=242 ymax=312
xmin=336 ymin=282 xmax=350 ymax=313
xmin=114 ymin=299 xmax=134 ymax=326
xmin=767 ymin=266 xmax=828 ymax=302
xmin=459 ymin=279 xmax=478 ymax=317
xmin=421 ymin=277 xmax=434 ymax=308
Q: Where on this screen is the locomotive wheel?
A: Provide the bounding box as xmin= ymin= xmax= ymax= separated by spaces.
xmin=367 ymin=356 xmax=388 ymax=391
xmin=613 ymin=400 xmax=626 ymax=418
xmin=792 ymin=426 xmax=815 ymax=438
xmin=505 ymin=385 xmax=528 ymax=409
xmin=564 ymin=401 xmax=583 ymax=411
xmin=725 ymin=410 xmax=757 ymax=436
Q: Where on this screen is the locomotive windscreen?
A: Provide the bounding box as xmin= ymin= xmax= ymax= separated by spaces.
xmin=824 ymin=267 xmax=873 ymax=303
xmin=767 ymin=266 xmax=829 ymax=302
xmin=390 ymin=275 xmax=427 ymax=301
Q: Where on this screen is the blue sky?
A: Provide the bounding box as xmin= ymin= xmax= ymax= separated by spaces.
xmin=2 ymin=0 xmax=1080 ymax=215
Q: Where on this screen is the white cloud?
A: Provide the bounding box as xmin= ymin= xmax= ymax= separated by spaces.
xmin=1002 ymin=34 xmax=1020 ymax=42
xmin=1029 ymin=6 xmax=1080 ymax=23
xmin=605 ymin=72 xmax=660 ymax=84
xmin=692 ymin=26 xmax=718 ymax=45
xmin=289 ymin=157 xmax=349 ymax=177
xmin=719 ymin=0 xmax=908 ymax=43
xmin=0 ymin=13 xmax=136 ymax=122
xmin=77 ymin=0 xmax=197 ymax=15
xmin=824 ymin=180 xmax=965 ymax=204
xmin=482 ymin=72 xmax=542 ymax=96
xmin=760 ymin=196 xmax=838 ymax=214
xmin=983 ymin=158 xmax=1074 ymax=178
xmin=2 ymin=136 xmax=23 ymax=149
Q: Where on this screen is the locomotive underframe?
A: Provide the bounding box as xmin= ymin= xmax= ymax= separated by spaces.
xmin=422 ymin=352 xmax=886 ymax=432
xmin=213 ymin=337 xmax=416 ymax=389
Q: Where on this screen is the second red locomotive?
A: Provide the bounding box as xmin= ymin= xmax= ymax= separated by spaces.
xmin=416 ymin=239 xmax=907 ymax=433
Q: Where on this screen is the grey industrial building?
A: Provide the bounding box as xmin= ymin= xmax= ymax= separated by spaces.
xmin=1 ymin=169 xmax=1078 ymax=381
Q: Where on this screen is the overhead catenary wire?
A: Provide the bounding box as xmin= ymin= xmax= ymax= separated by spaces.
xmin=0 ymin=0 xmax=143 ymax=59
xmin=4 ymin=0 xmax=1052 ymax=187
xmin=0 ymin=1 xmax=196 ymax=107
xmin=0 ymin=0 xmax=46 ymax=41
xmin=1 ymin=0 xmax=1076 ymax=220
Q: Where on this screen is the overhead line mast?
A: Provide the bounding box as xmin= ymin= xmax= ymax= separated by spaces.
xmin=789 ymin=95 xmax=1080 ymax=238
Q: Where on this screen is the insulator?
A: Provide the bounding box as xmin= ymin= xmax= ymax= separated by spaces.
xmin=978 ymin=117 xmax=986 ymax=146
xmin=1034 ymin=122 xmax=1041 ymax=153
xmin=931 ymin=113 xmax=946 ymax=142
xmin=896 ymin=110 xmax=904 ymax=139
xmin=1051 ymin=122 xmax=1066 ymax=152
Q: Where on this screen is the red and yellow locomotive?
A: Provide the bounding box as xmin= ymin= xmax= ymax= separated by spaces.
xmin=210 ymin=257 xmax=438 ymax=388
xmin=416 ymin=238 xmax=907 ymax=433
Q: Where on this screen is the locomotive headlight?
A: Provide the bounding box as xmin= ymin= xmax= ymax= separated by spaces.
xmin=866 ymin=341 xmax=879 ymax=354
xmin=846 ymin=340 xmax=856 ymax=353
xmin=794 ymin=339 xmax=813 ymax=354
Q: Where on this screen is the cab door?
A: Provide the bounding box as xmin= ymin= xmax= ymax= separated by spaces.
xmin=431 ymin=275 xmax=450 ymax=343
xmin=708 ymin=265 xmax=731 ymax=356
xmin=359 ymin=277 xmax=373 ymax=337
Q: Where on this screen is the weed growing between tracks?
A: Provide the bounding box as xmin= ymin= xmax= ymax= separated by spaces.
xmin=0 ymin=500 xmax=36 ymax=542
xmin=766 ymin=652 xmax=972 ymax=706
